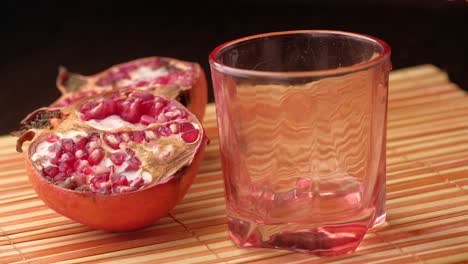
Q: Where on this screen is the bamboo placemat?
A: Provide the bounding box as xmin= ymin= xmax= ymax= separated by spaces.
xmin=1 ymin=64 xmax=468 ymax=264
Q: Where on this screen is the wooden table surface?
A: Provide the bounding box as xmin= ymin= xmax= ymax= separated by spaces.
xmin=1 ymin=64 xmax=468 ymax=264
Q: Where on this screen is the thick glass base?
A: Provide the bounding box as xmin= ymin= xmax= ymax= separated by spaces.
xmin=227 ymin=217 xmax=370 ymax=257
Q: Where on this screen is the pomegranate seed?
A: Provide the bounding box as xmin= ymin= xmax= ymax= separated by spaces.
xmin=155 ymin=76 xmax=169 ymax=85
xmin=118 ymin=132 xmax=129 ymax=142
xmin=89 ymin=133 xmax=100 ymax=141
xmin=126 ymin=149 xmax=135 ymax=157
xmin=75 ymin=137 xmax=89 ymax=149
xmin=144 ymin=130 xmax=157 ymax=141
xmin=101 ymin=99 xmax=116 ymax=117
xmin=60 ymin=153 xmax=76 ymax=167
xmin=157 ymin=114 xmax=168 ymax=123
xmin=169 ymin=123 xmax=178 ymax=133
xmin=90 ymin=173 xmax=111 ymax=193
xmin=74 ymin=159 xmax=90 ymax=172
xmin=131 ymin=131 xmax=145 ymax=143
xmin=140 ymin=115 xmax=157 ymax=125
xmin=74 ymin=149 xmax=88 ymax=159
xmin=51 ymin=149 xmax=64 ymax=165
xmin=164 ymin=111 xmax=179 ymax=119
xmin=130 ymin=177 xmax=145 ymax=188
xmin=155 ymin=126 xmax=171 ymax=137
xmin=88 ymin=148 xmax=105 ymax=165
xmin=103 ymin=133 xmax=122 ymax=149
xmin=43 ymin=166 xmax=59 ymax=177
xmin=54 ymin=172 xmax=68 ymax=182
xmin=135 ymin=81 xmax=149 ymax=87
xmin=58 ymin=161 xmax=70 ymax=172
xmin=86 ymin=140 xmax=101 ymax=152
xmin=181 ymin=129 xmax=200 ymax=143
xmin=46 ymin=134 xmax=60 ymax=143
xmin=145 ymin=99 xmax=167 ymax=116
xmin=61 ymin=139 xmax=75 ymax=153
xmin=125 ymin=156 xmax=141 ymax=171
xmin=119 ymin=63 xmax=138 ymax=73
xmin=112 ymin=175 xmax=129 ymax=186
xmin=118 ymin=100 xmax=142 ymax=123
xmin=110 ymin=152 xmax=126 ymax=166
xmin=179 ymin=122 xmax=195 ymax=133
xmin=83 ymin=167 xmax=95 ymax=175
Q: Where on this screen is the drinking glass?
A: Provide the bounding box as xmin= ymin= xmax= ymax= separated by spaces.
xmin=209 ymin=30 xmax=391 ymax=256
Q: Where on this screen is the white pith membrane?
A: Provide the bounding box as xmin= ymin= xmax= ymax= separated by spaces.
xmin=29 ymin=92 xmax=202 ymax=195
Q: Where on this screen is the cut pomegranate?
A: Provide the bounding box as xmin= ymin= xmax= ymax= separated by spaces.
xmin=16 ymin=89 xmax=207 ymax=232
xmin=53 ymin=56 xmax=207 ymax=121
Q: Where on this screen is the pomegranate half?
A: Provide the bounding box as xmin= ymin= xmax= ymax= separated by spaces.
xmin=17 ymin=90 xmax=207 ymax=232
xmin=53 ymin=56 xmax=207 ymax=121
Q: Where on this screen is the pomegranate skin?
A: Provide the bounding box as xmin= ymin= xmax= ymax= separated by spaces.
xmin=186 ymin=65 xmax=207 ymax=121
xmin=25 ymin=135 xmax=208 ymax=232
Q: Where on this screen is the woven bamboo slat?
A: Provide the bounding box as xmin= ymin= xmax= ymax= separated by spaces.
xmin=0 ymin=64 xmax=467 ymax=264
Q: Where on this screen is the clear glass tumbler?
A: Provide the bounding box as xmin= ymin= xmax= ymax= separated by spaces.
xmin=209 ymin=30 xmax=391 ymax=256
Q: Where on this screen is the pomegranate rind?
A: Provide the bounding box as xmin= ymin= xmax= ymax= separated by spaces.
xmin=25 ymin=134 xmax=208 ymax=232
xmin=54 ymin=56 xmax=207 ymax=121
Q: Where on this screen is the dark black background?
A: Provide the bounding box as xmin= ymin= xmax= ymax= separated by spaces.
xmin=1 ymin=1 xmax=467 ymax=135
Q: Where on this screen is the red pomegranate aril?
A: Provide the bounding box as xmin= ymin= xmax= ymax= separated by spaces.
xmin=54 ymin=172 xmax=68 ymax=182
xmin=112 ymin=175 xmax=129 ymax=186
xmin=80 ymin=101 xmax=101 ymax=121
xmin=61 ymin=139 xmax=75 ymax=153
xmin=74 ymin=159 xmax=89 ymax=171
xmin=46 ymin=134 xmax=60 ymax=143
xmin=60 ymin=153 xmax=76 ymax=167
xmin=101 ymin=99 xmax=116 ymax=117
xmin=145 ymin=99 xmax=166 ymax=116
xmin=83 ymin=167 xmax=94 ymax=175
xmin=125 ymin=156 xmax=141 ymax=171
xmin=181 ymin=129 xmax=200 ymax=143
xmin=58 ymin=161 xmax=69 ymax=172
xmin=140 ymin=115 xmax=157 ymax=125
xmin=110 ymin=152 xmax=126 ymax=166
xmin=74 ymin=149 xmax=88 ymax=159
xmin=50 ymin=149 xmax=64 ymax=165
xmin=156 ymin=126 xmax=171 ymax=137
xmin=130 ymin=177 xmax=145 ymax=188
xmin=131 ymin=131 xmax=145 ymax=143
xmin=117 ymin=100 xmax=141 ymax=123
xmin=126 ymin=148 xmax=135 ymax=157
xmin=44 ymin=166 xmax=59 ymax=177
xmin=103 ymin=133 xmax=122 ymax=149
xmin=75 ymin=137 xmax=89 ymax=149
xmin=88 ymin=148 xmax=105 ymax=165
xmin=179 ymin=122 xmax=195 ymax=133
xmin=91 ymin=173 xmax=110 ymax=186
xmin=135 ymin=81 xmax=149 ymax=87
xmin=86 ymin=140 xmax=101 ymax=152
xmin=90 ymin=173 xmax=111 ymax=194
xmin=155 ymin=76 xmax=170 ymax=85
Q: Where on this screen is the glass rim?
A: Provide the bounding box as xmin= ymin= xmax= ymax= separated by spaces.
xmin=209 ymin=29 xmax=391 ymax=78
